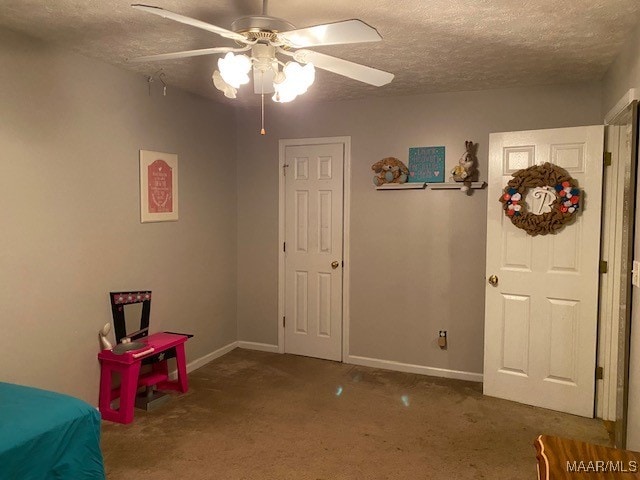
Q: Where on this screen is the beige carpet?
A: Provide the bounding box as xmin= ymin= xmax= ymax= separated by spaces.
xmin=101 ymin=349 xmax=609 ymax=479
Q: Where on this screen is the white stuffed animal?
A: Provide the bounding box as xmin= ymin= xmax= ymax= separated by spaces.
xmin=450 ymin=141 xmax=478 ymax=192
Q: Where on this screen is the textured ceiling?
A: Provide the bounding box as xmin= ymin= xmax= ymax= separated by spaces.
xmin=1 ymin=0 xmax=640 ymax=107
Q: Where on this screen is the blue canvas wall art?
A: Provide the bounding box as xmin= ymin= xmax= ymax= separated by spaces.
xmin=408 ymin=146 xmax=445 ymax=183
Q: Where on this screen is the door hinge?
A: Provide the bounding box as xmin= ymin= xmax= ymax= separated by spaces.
xmin=283 ymin=242 xmax=286 ymax=252
xmin=283 ymin=316 xmax=286 ymax=327
xmin=282 ymin=163 xmax=289 ymax=176
xmin=596 ymin=366 xmax=604 ymax=380
xmin=599 ymin=260 xmax=608 ymax=274
xmin=604 ymin=152 xmax=612 ymax=167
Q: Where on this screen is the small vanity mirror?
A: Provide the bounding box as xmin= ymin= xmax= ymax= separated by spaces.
xmin=123 ymin=303 xmax=144 ymax=337
xmin=109 ymin=291 xmax=152 ymax=344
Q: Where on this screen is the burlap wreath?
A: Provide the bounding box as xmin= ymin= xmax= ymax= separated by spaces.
xmin=499 ymin=162 xmax=581 ymax=236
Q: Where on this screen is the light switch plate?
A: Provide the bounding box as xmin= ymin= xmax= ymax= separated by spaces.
xmin=632 ymin=260 xmax=640 ymax=288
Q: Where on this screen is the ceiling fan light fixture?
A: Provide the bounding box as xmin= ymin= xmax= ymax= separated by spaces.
xmin=272 ymin=61 xmax=315 ymax=103
xmin=212 ymin=70 xmax=238 ymax=98
xmin=218 ymin=52 xmax=252 ymax=88
xmin=131 ymin=3 xmax=394 ymax=133
xmin=131 ymin=4 xmax=395 ymax=107
xmin=272 ymin=86 xmax=297 ymax=103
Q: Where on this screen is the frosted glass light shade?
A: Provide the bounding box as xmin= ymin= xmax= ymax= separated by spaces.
xmin=212 ymin=70 xmax=237 ymax=99
xmin=272 ymin=62 xmax=315 ymax=103
xmin=218 ymin=53 xmax=252 ymax=88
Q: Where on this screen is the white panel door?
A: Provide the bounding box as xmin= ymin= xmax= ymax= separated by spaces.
xmin=484 ymin=126 xmax=604 ymax=417
xmin=284 ymin=143 xmax=344 ymax=361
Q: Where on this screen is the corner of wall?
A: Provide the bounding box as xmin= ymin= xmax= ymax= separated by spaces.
xmin=601 ymin=20 xmax=640 ymax=116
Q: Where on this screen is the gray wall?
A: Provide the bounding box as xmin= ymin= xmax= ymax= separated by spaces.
xmin=0 ymin=27 xmax=238 ymax=404
xmin=602 ymin=20 xmax=640 ymax=451
xmin=0 ymin=20 xmax=611 ymax=406
xmin=236 ymin=83 xmax=603 ymax=375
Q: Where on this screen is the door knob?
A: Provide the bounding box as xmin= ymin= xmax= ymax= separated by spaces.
xmin=488 ymin=275 xmax=498 ymax=286
xmin=331 ymin=261 xmax=340 ymax=269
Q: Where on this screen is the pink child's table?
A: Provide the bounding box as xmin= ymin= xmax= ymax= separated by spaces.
xmin=98 ymin=332 xmax=189 ymax=424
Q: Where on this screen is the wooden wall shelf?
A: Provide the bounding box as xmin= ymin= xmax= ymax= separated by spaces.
xmin=376 ymin=182 xmax=426 ymax=190
xmin=428 ymin=182 xmax=487 ymax=190
xmin=376 ymin=181 xmax=486 ymax=191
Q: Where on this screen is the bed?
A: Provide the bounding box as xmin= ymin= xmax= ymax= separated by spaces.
xmin=0 ymin=382 xmax=105 ymax=480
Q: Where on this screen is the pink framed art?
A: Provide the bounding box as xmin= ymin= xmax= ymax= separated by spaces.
xmin=139 ymin=150 xmax=178 ymax=223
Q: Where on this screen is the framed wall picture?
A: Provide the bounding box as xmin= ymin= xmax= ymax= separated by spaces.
xmin=139 ymin=150 xmax=178 ymax=223
xmin=408 ymin=146 xmax=445 ymax=183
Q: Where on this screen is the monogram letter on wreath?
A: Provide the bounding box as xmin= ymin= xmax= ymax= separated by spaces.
xmin=499 ymin=163 xmax=582 ymax=236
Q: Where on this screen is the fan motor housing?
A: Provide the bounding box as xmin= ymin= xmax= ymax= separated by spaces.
xmin=231 ymin=15 xmax=296 ymax=41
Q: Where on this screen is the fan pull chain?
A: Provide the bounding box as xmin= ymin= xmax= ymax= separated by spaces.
xmin=260 ymin=70 xmax=266 ymax=135
xmin=261 ymin=93 xmax=266 ymax=135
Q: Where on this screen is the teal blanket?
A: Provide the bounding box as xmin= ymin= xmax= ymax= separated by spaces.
xmin=0 ymin=382 xmax=105 ymax=480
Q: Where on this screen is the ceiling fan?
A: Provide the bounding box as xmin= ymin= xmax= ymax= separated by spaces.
xmin=129 ymin=1 xmax=394 ymax=112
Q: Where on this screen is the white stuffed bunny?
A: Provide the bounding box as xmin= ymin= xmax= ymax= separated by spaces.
xmin=450 ymin=141 xmax=478 ymax=192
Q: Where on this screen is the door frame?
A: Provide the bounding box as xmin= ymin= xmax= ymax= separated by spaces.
xmin=598 ymin=112 xmax=633 ymax=420
xmin=277 ymin=136 xmax=352 ymax=360
xmin=598 ymin=91 xmax=638 ymax=447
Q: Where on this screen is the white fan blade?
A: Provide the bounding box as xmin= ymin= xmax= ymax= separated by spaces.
xmin=293 ymin=50 xmax=393 ymax=87
xmin=279 ymin=19 xmax=381 ymax=48
xmin=128 ymin=47 xmax=241 ymax=63
xmin=132 ymin=4 xmax=248 ymax=43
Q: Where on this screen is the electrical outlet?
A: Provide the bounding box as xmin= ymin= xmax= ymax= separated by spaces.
xmin=438 ymin=330 xmax=447 ymax=349
xmin=633 ymin=260 xmax=640 ymax=288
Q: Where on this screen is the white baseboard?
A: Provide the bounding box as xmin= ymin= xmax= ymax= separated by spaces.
xmin=167 ymin=342 xmax=482 ymax=383
xmin=346 ymin=354 xmax=483 ymax=383
xmin=237 ymin=341 xmax=280 ymax=353
xmin=169 ymin=341 xmax=238 ymax=379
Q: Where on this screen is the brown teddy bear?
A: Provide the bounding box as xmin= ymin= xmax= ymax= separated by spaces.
xmin=371 ymin=157 xmax=410 ymax=186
